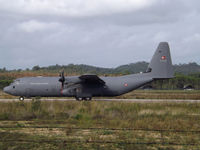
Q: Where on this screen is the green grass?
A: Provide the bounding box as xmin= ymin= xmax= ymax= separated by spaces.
xmin=0 ymin=100 xmax=200 ymax=149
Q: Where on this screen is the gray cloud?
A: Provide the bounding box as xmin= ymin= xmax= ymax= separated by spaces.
xmin=0 ymin=0 xmax=156 ymax=17
xmin=0 ymin=0 xmax=200 ymax=69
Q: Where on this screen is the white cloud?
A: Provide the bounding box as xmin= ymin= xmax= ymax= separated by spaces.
xmin=183 ymin=33 xmax=200 ymax=43
xmin=153 ymin=32 xmax=170 ymax=42
xmin=18 ymin=20 xmax=60 ymax=33
xmin=0 ymin=0 xmax=156 ymax=17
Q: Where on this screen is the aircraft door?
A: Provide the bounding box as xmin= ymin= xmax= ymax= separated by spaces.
xmin=25 ymin=88 xmax=32 ymax=97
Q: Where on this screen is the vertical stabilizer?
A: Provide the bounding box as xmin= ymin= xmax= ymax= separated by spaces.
xmin=147 ymin=42 xmax=174 ymax=79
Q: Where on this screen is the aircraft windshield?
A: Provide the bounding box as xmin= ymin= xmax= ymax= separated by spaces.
xmin=9 ymin=82 xmax=14 ymax=86
xmin=14 ymin=79 xmax=20 ymax=82
xmin=10 ymin=79 xmax=20 ymax=85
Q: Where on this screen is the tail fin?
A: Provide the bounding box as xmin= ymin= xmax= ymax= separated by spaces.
xmin=146 ymin=42 xmax=174 ymax=79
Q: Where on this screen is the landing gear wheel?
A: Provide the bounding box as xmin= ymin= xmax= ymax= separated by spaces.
xmin=75 ymin=97 xmax=83 ymax=101
xmin=75 ymin=97 xmax=92 ymax=101
xmin=19 ymin=96 xmax=24 ymax=101
xmin=85 ymin=97 xmax=92 ymax=101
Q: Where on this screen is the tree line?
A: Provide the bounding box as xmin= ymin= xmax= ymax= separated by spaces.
xmin=0 ymin=62 xmax=200 ymax=90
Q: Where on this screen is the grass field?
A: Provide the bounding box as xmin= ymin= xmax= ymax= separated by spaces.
xmin=0 ymin=99 xmax=200 ymax=149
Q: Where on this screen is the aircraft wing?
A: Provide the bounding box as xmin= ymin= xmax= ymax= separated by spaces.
xmin=79 ymin=74 xmax=105 ymax=85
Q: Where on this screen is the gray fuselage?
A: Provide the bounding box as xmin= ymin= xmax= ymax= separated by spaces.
xmin=4 ymin=73 xmax=153 ymax=98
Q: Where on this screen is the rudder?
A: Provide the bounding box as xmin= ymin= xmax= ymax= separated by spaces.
xmin=147 ymin=42 xmax=174 ymax=79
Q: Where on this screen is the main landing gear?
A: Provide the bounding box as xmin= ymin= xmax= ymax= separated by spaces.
xmin=19 ymin=96 xmax=25 ymax=101
xmin=75 ymin=97 xmax=92 ymax=101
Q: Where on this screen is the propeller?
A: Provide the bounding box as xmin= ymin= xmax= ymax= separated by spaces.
xmin=59 ymin=70 xmax=65 ymax=94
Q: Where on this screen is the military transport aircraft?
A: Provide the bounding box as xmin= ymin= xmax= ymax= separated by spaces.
xmin=3 ymin=42 xmax=174 ymax=101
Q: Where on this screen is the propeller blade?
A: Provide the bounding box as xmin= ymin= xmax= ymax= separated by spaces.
xmin=58 ymin=70 xmax=65 ymax=90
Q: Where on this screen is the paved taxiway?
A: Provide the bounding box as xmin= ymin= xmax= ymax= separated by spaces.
xmin=0 ymin=99 xmax=200 ymax=103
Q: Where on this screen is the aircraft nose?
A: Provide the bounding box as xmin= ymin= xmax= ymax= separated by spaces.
xmin=3 ymin=86 xmax=10 ymax=94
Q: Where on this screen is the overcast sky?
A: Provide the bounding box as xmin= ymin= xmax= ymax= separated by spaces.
xmin=0 ymin=0 xmax=200 ymax=69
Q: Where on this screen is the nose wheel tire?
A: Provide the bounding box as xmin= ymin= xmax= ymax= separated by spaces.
xmin=19 ymin=96 xmax=24 ymax=101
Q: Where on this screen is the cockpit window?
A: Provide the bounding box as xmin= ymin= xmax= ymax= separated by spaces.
xmin=10 ymin=82 xmax=14 ymax=86
xmin=9 ymin=79 xmax=21 ymax=86
xmin=14 ymin=79 xmax=20 ymax=84
xmin=14 ymin=79 xmax=20 ymax=82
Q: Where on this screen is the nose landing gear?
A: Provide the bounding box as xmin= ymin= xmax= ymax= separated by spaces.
xmin=19 ymin=96 xmax=24 ymax=101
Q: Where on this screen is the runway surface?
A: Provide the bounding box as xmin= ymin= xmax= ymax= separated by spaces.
xmin=0 ymin=98 xmax=200 ymax=103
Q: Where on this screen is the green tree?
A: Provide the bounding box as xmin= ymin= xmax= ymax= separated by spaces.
xmin=32 ymin=65 xmax=40 ymax=71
